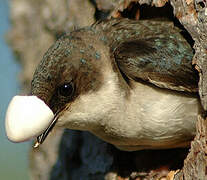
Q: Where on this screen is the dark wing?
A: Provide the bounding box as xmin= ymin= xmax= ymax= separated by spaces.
xmin=114 ymin=35 xmax=198 ymax=93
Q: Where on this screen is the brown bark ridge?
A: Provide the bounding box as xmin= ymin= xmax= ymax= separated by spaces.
xmin=173 ymin=116 xmax=207 ymax=180
xmin=7 ymin=0 xmax=207 ymax=179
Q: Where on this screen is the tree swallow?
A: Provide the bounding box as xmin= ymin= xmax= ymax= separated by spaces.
xmin=5 ymin=18 xmax=201 ymax=151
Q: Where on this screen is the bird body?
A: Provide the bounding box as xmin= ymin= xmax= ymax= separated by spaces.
xmin=58 ymin=68 xmax=200 ymax=151
xmin=5 ymin=18 xmax=201 ymax=151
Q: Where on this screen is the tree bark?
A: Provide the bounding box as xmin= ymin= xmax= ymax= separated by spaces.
xmin=8 ymin=0 xmax=207 ymax=179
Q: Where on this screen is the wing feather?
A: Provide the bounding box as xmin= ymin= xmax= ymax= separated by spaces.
xmin=114 ymin=36 xmax=198 ymax=92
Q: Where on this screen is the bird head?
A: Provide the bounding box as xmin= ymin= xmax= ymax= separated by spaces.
xmin=5 ymin=28 xmax=122 ymax=146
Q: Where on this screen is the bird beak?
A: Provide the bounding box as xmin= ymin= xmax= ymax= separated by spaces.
xmin=5 ymin=95 xmax=55 ymax=146
xmin=33 ymin=113 xmax=58 ymax=148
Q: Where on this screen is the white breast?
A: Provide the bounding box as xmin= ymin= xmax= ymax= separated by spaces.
xmin=109 ymin=81 xmax=200 ymax=151
xmin=91 ymin=79 xmax=201 ymax=151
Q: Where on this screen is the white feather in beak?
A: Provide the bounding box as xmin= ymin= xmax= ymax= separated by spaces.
xmin=5 ymin=95 xmax=54 ymax=142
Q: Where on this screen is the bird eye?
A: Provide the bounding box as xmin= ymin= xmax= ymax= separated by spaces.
xmin=58 ymin=82 xmax=74 ymax=97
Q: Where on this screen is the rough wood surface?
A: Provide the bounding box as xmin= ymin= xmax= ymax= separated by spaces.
xmin=7 ymin=0 xmax=207 ymax=179
xmin=173 ymin=116 xmax=207 ymax=180
xmin=170 ymin=0 xmax=207 ymax=111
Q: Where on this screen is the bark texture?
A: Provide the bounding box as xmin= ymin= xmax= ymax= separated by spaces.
xmin=7 ymin=0 xmax=207 ymax=179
